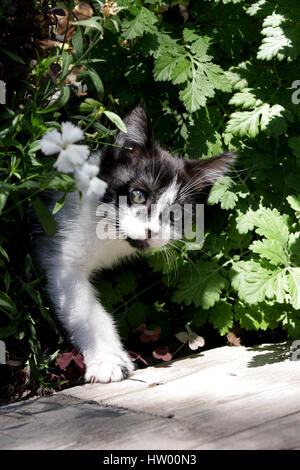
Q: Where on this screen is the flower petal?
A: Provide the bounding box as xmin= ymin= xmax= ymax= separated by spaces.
xmin=185 ymin=324 xmax=205 ymax=350
xmin=54 ymin=150 xmax=77 ymax=173
xmin=61 ymin=122 xmax=84 ymax=145
xmin=67 ymin=144 xmax=90 ymax=166
xmin=175 ymin=331 xmax=189 ymax=344
xmin=189 ymin=336 xmax=205 ymax=350
xmin=87 ymin=177 xmax=107 ymax=198
xmin=40 ymin=129 xmax=63 ymax=155
xmin=74 ymin=168 xmax=90 ymax=191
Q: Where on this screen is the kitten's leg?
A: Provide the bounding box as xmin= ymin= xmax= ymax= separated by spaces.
xmin=52 ymin=265 xmax=134 ymax=383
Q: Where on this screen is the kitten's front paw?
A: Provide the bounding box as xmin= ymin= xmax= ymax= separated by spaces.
xmin=84 ymin=352 xmax=135 ymax=383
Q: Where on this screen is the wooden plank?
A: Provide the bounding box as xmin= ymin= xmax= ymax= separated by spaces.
xmin=0 ymin=395 xmax=199 ymax=450
xmin=61 ymin=343 xmax=300 ymax=449
xmin=2 ymin=343 xmax=299 ymax=450
xmin=195 ymin=411 xmax=300 ymax=450
xmin=63 ymin=343 xmax=291 ymax=402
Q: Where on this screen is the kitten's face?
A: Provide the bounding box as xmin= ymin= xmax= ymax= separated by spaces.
xmin=98 ymin=105 xmax=235 ymax=250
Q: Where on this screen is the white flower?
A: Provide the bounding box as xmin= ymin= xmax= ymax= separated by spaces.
xmin=87 ymin=177 xmax=107 ymax=198
xmin=75 ymin=160 xmax=107 ymax=199
xmin=40 ymin=122 xmax=89 ymax=173
xmin=74 ymin=161 xmax=99 ymax=192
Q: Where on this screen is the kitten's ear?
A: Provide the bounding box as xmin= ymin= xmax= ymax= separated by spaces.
xmin=114 ymin=104 xmax=153 ymax=150
xmin=184 ymin=151 xmax=237 ymax=191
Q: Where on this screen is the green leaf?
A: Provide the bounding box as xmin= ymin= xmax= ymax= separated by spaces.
xmin=79 ymin=98 xmax=102 ymax=114
xmin=231 ymin=261 xmax=289 ymax=305
xmin=209 ymin=301 xmax=233 ymax=335
xmin=2 ymin=49 xmax=25 ymax=64
xmin=226 ymin=99 xmax=293 ymax=138
xmin=153 ymin=55 xmax=177 ymax=81
xmin=0 ymin=322 xmax=18 ymax=339
xmin=287 ymin=195 xmax=300 ymax=215
xmin=0 ymin=245 xmax=9 ymax=262
xmin=72 ymin=27 xmax=83 ymax=58
xmin=288 ymin=268 xmax=300 ymax=310
xmin=172 ymin=260 xmax=227 ymax=310
xmin=257 ymin=13 xmax=298 ymax=61
xmin=52 ymin=192 xmax=67 ymax=215
xmin=31 ymin=197 xmax=57 ymax=237
xmin=78 ymin=68 xmax=104 ymax=101
xmin=288 ymin=136 xmax=300 ymax=166
xmin=122 ymin=7 xmax=158 ymax=40
xmin=179 ymin=74 xmax=211 ymax=112
xmin=0 ymin=291 xmax=17 ymax=314
xmin=37 ymin=85 xmax=70 ymax=114
xmin=75 ymin=17 xmax=104 ymax=33
xmin=249 ymin=239 xmax=289 ymax=266
xmin=208 ymin=176 xmax=238 ymax=210
xmin=236 ymin=207 xmax=290 ymax=246
xmin=234 ymin=302 xmax=268 ymax=331
xmin=61 ymin=50 xmax=73 ymax=80
xmin=126 ymin=301 xmax=150 ymax=328
xmin=104 ymin=110 xmax=127 ymax=133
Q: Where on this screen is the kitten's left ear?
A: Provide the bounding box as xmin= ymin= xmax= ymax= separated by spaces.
xmin=184 ymin=151 xmax=237 ymax=191
xmin=114 ymin=104 xmax=154 ymax=150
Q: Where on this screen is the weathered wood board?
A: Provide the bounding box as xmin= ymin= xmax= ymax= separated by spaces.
xmin=1 ymin=343 xmax=299 ymax=450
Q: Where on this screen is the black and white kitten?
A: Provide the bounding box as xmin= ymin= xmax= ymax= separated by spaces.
xmin=36 ymin=105 xmax=235 ymax=383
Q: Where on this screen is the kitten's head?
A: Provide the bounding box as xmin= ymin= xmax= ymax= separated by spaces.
xmin=98 ymin=105 xmax=236 ymax=250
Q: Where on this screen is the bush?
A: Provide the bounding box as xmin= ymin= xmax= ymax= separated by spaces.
xmin=0 ymin=0 xmax=299 ymax=399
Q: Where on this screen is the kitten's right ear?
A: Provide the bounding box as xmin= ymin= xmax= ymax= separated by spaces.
xmin=114 ymin=104 xmax=154 ymax=150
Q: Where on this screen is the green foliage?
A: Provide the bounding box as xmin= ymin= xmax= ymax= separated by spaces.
xmin=1 ymin=0 xmax=300 ymax=398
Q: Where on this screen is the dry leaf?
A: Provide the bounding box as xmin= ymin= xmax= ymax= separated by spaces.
xmin=175 ymin=324 xmax=205 ymax=350
xmin=227 ymin=332 xmax=241 ymax=347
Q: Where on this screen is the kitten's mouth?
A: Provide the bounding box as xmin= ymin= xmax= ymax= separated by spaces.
xmin=127 ymin=238 xmax=150 ymax=250
xmin=127 ymin=238 xmax=168 ymax=250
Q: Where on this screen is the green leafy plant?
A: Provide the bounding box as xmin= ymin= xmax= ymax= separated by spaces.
xmin=0 ymin=0 xmax=299 ymax=400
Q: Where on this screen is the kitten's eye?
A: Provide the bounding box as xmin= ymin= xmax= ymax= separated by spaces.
xmin=130 ymin=189 xmax=147 ymax=204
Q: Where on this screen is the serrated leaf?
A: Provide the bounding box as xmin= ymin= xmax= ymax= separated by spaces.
xmin=229 ymin=88 xmax=263 ymax=109
xmin=153 ymin=55 xmax=177 ymax=82
xmin=249 ymin=239 xmax=289 ymax=266
xmin=122 ymin=7 xmax=157 ymax=40
xmin=208 ymin=176 xmax=238 ymax=210
xmin=236 ymin=207 xmax=290 ymax=246
xmin=287 ymin=195 xmax=300 ymax=215
xmin=179 ymin=75 xmax=209 ymax=112
xmin=172 ymin=260 xmax=227 ymax=310
xmin=171 ymin=58 xmax=192 ymax=85
xmin=231 ymin=261 xmax=289 ymax=305
xmin=257 ymin=12 xmax=297 ymax=61
xmin=226 ymin=103 xmax=292 ymax=138
xmin=288 ymin=268 xmax=300 ymax=309
xmin=234 ymin=302 xmax=268 ymax=331
xmin=209 ymin=301 xmax=233 ymax=335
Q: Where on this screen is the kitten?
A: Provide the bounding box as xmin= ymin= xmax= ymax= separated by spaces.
xmin=35 ymin=105 xmax=235 ymax=383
